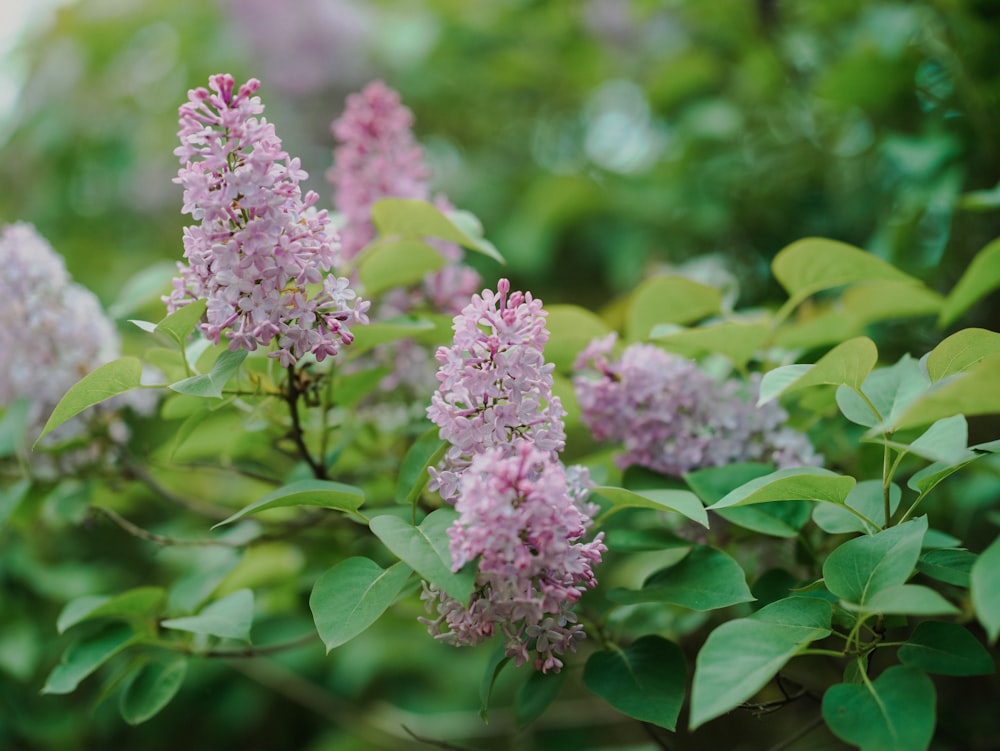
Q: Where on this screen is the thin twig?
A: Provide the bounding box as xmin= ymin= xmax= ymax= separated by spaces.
xmin=191 ymin=633 xmax=318 ymax=659
xmin=764 ymin=714 xmax=825 ymax=751
xmin=123 ymin=458 xmax=233 ymax=520
xmin=286 ymin=364 xmax=327 ymax=479
xmin=90 ymin=506 xmax=242 ymax=548
xmin=401 ymin=726 xmax=483 ymax=751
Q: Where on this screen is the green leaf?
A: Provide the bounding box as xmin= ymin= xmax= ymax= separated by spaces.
xmin=395 ymin=428 xmax=447 ymax=505
xmin=836 ymin=355 xmax=928 ymax=429
xmin=356 ymin=238 xmax=446 ymax=296
xmin=842 ymin=584 xmax=958 ymax=616
xmin=119 ymin=655 xmax=188 ymax=725
xmin=625 ymin=276 xmax=722 ymax=340
xmin=840 ymin=280 xmax=943 ymax=325
xmin=823 ymin=517 xmax=928 ymax=606
xmin=544 ymin=304 xmax=612 ymax=373
xmin=515 ymin=669 xmax=567 ymax=727
xmin=36 ymin=357 xmax=144 ymax=442
xmin=347 ymin=316 xmax=437 ymax=358
xmin=715 ymin=502 xmax=812 ymax=538
xmin=916 ymin=548 xmax=976 ymax=587
xmin=41 ymin=623 xmax=137 ymax=694
xmin=0 ymin=398 xmax=31 ymax=456
xmin=758 ymin=337 xmax=878 ymax=405
xmin=369 ymin=509 xmax=476 ymax=603
xmin=689 ymin=597 xmax=832 ymax=729
xmin=907 ymin=457 xmax=981 ymax=495
xmin=153 ymin=299 xmax=207 ymax=346
xmin=708 ymin=467 xmax=856 ymax=510
xmin=895 ymin=415 xmax=973 ymax=465
xmin=160 ymin=589 xmax=254 ymax=641
xmin=58 ymin=587 xmax=166 ymax=634
xmin=684 ymin=463 xmax=774 ymax=504
xmin=889 ymin=355 xmax=1000 ymax=431
xmin=592 ymin=486 xmax=708 ymax=528
xmin=971 ymin=535 xmax=1000 ymax=643
xmin=609 ymin=545 xmax=755 ymax=611
xmin=371 ymin=198 xmax=504 ymax=264
xmin=583 ymin=635 xmax=687 ymax=731
xmin=812 ymin=480 xmax=898 ymax=535
xmin=898 ymin=621 xmax=995 ymax=676
xmin=107 ymin=261 xmax=178 ymax=319
xmin=650 ymin=321 xmax=771 ymax=370
xmin=0 ymin=477 xmax=30 ymax=528
xmin=926 ymin=328 xmax=1000 ymax=381
xmin=213 ymin=479 xmax=365 ymax=528
xmin=940 ymin=237 xmax=1000 ymax=326
xmin=168 ymin=349 xmax=247 ymax=399
xmin=309 ymin=558 xmax=412 ymax=652
xmin=479 ymin=647 xmax=510 ymax=722
xmin=822 ymin=666 xmax=935 ymax=751
xmin=772 ymin=237 xmax=917 ymax=302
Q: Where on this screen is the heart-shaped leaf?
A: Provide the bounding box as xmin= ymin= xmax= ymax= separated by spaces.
xmin=213 ymin=479 xmax=365 ymax=528
xmin=310 ymin=557 xmax=412 ymax=651
xmin=690 ymin=597 xmax=832 ymax=729
xmin=609 ymin=545 xmax=754 ymax=611
xmin=369 ymin=509 xmax=476 ymax=603
xmin=898 ymin=621 xmax=995 ymax=676
xmin=823 ymin=517 xmax=927 ymax=606
xmin=160 ymin=589 xmax=254 ymax=642
xmin=119 ymin=655 xmax=188 ymax=725
xmin=822 ymin=666 xmax=935 ymax=751
xmin=583 ymin=635 xmax=687 ymax=730
xmin=592 ymin=486 xmax=708 ymax=528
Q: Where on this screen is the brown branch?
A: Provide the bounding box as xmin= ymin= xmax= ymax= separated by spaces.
xmin=123 ymin=458 xmax=233 ymax=520
xmin=193 ymin=633 xmax=318 ymax=659
xmin=90 ymin=506 xmax=242 ymax=548
xmin=285 ymin=364 xmax=327 ymax=479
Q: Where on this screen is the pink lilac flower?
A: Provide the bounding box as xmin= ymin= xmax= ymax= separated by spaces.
xmin=421 ymin=441 xmax=606 ymax=673
xmin=0 ymin=223 xmax=154 ymax=472
xmin=167 ymin=74 xmax=368 ymax=367
xmin=426 ymin=279 xmax=566 ymax=504
xmin=327 ymin=79 xmax=481 ymax=309
xmin=573 ymin=334 xmax=821 ymax=476
xmin=421 ymin=280 xmax=605 ymax=672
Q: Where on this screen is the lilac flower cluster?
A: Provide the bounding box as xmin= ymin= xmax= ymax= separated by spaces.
xmin=327 ymin=80 xmax=481 ymax=312
xmin=167 ymin=74 xmax=368 ymax=367
xmin=0 ymin=223 xmax=152 ymax=471
xmin=421 ymin=280 xmax=605 ymax=672
xmin=573 ymin=334 xmax=821 ymax=476
xmin=426 ymin=279 xmax=566 ymax=502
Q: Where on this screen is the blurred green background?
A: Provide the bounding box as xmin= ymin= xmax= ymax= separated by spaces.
xmin=2 ymin=1 xmax=1000 ymax=749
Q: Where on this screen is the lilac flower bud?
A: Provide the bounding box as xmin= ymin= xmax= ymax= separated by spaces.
xmin=573 ymin=334 xmax=821 ymax=475
xmin=168 ymin=74 xmax=368 ymax=367
xmin=420 ymin=441 xmax=606 ymax=673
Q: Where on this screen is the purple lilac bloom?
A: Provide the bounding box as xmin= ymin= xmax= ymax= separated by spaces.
xmin=422 ymin=280 xmax=605 ymax=672
xmin=426 ymin=279 xmax=566 ymax=503
xmin=167 ymin=74 xmax=368 ymax=367
xmin=327 ymin=80 xmax=481 ymax=306
xmin=573 ymin=334 xmax=820 ymax=476
xmin=0 ymin=223 xmax=155 ymax=472
xmin=421 ymin=441 xmax=606 ymax=673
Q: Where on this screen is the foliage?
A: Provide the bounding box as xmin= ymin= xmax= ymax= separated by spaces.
xmin=2 ymin=2 xmax=1000 ymax=750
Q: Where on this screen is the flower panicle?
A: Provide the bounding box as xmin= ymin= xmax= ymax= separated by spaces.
xmin=168 ymin=73 xmax=368 ymax=367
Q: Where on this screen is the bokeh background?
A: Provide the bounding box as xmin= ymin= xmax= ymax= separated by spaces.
xmin=2 ymin=1 xmax=1000 ymax=749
